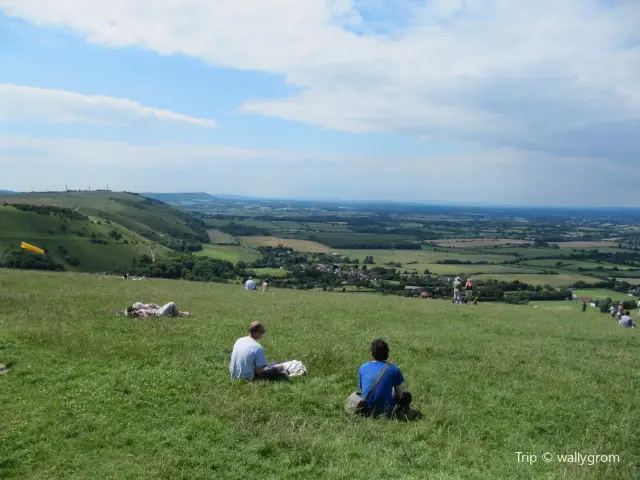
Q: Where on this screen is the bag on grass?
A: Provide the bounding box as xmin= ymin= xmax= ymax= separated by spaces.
xmin=344 ymin=363 xmax=389 ymax=415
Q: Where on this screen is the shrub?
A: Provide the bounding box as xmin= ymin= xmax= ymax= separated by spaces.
xmin=0 ymin=248 xmax=65 ymax=271
xmin=65 ymin=256 xmax=81 ymax=267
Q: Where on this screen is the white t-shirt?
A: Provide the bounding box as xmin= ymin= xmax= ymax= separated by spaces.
xmin=245 ymin=280 xmax=256 ymax=290
xmin=229 ymin=336 xmax=267 ymax=379
xmin=619 ymin=315 xmax=634 ymax=328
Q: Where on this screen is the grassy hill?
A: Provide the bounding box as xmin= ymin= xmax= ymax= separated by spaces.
xmin=0 ymin=191 xmax=208 ymax=245
xmin=0 ymin=204 xmax=170 ymax=271
xmin=0 ymin=191 xmax=210 ymax=272
xmin=1 ymin=269 xmax=638 ymax=479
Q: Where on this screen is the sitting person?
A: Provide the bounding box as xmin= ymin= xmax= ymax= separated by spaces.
xmin=230 ymin=322 xmax=287 ymax=380
xmin=245 ymin=277 xmax=257 ymax=291
xmin=358 ymin=338 xmax=412 ymax=417
xmin=619 ymin=311 xmax=635 ymax=328
xmin=125 ymin=302 xmax=189 ymax=318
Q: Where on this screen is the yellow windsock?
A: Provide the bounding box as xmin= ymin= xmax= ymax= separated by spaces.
xmin=21 ymin=242 xmax=45 ymax=255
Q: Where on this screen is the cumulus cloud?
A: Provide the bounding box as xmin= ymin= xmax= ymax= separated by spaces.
xmin=1 ymin=0 xmax=638 ymax=160
xmin=0 ymin=84 xmax=217 ymax=127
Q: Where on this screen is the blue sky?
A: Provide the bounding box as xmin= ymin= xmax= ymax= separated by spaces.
xmin=0 ymin=0 xmax=638 ymax=206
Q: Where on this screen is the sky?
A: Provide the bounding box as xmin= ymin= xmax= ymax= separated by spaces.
xmin=0 ymin=0 xmax=639 ymax=206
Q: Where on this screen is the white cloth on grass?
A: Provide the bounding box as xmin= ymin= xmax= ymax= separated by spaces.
xmin=280 ymin=360 xmax=307 ymax=376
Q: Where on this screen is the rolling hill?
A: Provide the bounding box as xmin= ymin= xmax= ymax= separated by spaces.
xmin=0 ymin=191 xmax=209 ymax=272
xmin=0 ymin=191 xmax=208 ymax=245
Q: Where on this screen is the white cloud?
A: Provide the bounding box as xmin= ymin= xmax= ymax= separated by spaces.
xmin=0 ymin=84 xmax=217 ymax=127
xmin=1 ymin=0 xmax=638 ymax=160
xmin=1 ymin=136 xmax=638 ymax=206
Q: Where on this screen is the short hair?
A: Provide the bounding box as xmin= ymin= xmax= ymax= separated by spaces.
xmin=370 ymin=338 xmax=389 ymax=361
xmin=249 ymin=321 xmax=265 ymax=335
xmin=625 ymin=310 xmax=630 ymax=316
xmin=126 ymin=305 xmax=134 ymax=313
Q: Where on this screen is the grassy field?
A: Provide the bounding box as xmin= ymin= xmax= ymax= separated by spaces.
xmin=573 ymin=289 xmax=637 ymax=302
xmin=473 ymin=273 xmax=601 ymax=287
xmin=240 ymin=236 xmax=330 ymax=253
xmin=522 ymin=259 xmax=636 ymax=271
xmin=419 ymin=264 xmax=541 ymax=275
xmin=432 ymin=239 xmax=531 ymax=248
xmin=337 ymin=249 xmax=509 ymax=266
xmin=552 ymin=241 xmax=619 ymax=248
xmin=206 ymin=229 xmax=238 ymax=245
xmin=253 ymin=267 xmax=289 ymax=278
xmin=1 ymin=270 xmax=638 ymax=479
xmin=473 ymin=247 xmax=576 ymax=258
xmin=195 ymin=244 xmax=261 ymax=263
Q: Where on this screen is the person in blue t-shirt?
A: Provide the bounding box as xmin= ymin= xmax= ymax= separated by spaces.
xmin=358 ymin=338 xmax=412 ymax=417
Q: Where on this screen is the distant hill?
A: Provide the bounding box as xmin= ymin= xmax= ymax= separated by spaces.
xmin=0 ymin=191 xmax=209 ymax=272
xmin=0 ymin=191 xmax=208 ymax=244
xmin=143 ymin=192 xmax=217 ymax=205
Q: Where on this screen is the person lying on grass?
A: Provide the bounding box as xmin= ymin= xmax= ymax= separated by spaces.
xmin=124 ymin=302 xmax=190 ymax=319
xmin=229 ymin=321 xmax=288 ymax=381
xmin=358 ymin=338 xmax=412 ymax=418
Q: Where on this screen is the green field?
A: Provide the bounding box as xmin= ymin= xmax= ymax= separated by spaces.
xmin=473 ymin=273 xmax=600 ymax=287
xmin=1 ymin=270 xmax=638 ymax=479
xmin=573 ymin=289 xmax=637 ymax=302
xmin=253 ymin=267 xmax=289 ymax=278
xmin=523 ymin=259 xmax=638 ymax=271
xmin=195 ymin=244 xmax=261 ymax=263
xmin=337 ymin=248 xmax=509 ymax=266
xmin=240 ymin=236 xmax=330 ymax=252
xmin=206 ymin=229 xmax=238 ymax=245
xmin=419 ymin=264 xmax=540 ymax=275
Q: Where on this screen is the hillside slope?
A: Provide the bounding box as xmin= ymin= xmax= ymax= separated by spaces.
xmin=0 ymin=191 xmax=208 ymax=246
xmin=0 ymin=204 xmax=169 ymax=271
xmin=1 ymin=270 xmax=637 ymax=479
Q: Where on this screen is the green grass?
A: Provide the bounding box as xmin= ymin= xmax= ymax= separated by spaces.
xmin=206 ymin=229 xmax=238 ymax=244
xmin=475 ymin=247 xmax=576 ymax=259
xmin=472 ymin=273 xmax=601 ymax=287
xmin=420 ymin=264 xmax=540 ymax=275
xmin=523 ymin=259 xmax=638 ymax=271
xmin=1 ymin=269 xmax=638 ymax=479
xmin=573 ymin=289 xmax=637 ymax=302
xmin=253 ymin=267 xmax=289 ymax=278
xmin=0 ymin=192 xmax=206 ymax=241
xmin=195 ymin=244 xmax=261 ymax=263
xmin=0 ymin=205 xmax=168 ymax=271
xmin=337 ymin=249 xmax=509 ymax=266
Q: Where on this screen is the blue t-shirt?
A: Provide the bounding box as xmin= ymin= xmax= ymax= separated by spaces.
xmin=358 ymin=361 xmax=404 ymax=414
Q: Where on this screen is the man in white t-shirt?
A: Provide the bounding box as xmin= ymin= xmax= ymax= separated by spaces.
xmin=229 ymin=322 xmax=286 ymax=380
xmin=244 ymin=277 xmax=257 ymax=291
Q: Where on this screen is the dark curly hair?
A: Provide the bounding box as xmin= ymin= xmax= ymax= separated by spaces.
xmin=371 ymin=338 xmax=389 ymax=361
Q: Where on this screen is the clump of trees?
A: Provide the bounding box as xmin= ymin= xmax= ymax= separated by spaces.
xmin=127 ymin=253 xmax=245 ymax=282
xmin=0 ymin=248 xmax=65 ymax=271
xmin=7 ymin=203 xmax=88 ymax=221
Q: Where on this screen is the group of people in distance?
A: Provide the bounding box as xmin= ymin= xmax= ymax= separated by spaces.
xmin=244 ymin=276 xmax=270 ymax=292
xmin=609 ymin=301 xmax=636 ymax=328
xmin=453 ymin=277 xmax=476 ymax=304
xmin=229 ymin=321 xmax=413 ymax=418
